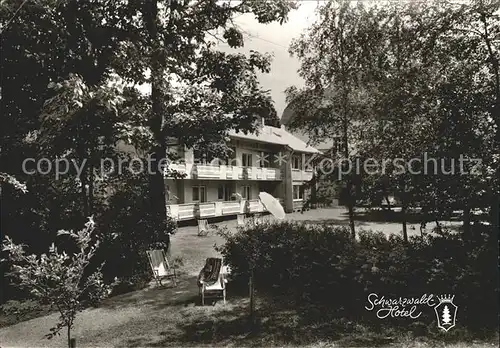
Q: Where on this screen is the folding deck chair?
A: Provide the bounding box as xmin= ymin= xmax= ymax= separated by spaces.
xmin=197 ymin=219 xmax=209 ymax=236
xmin=197 ymin=257 xmax=229 ymax=305
xmin=146 ymin=249 xmax=177 ymax=287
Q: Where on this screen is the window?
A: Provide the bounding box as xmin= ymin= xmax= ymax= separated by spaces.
xmin=242 ymin=153 xmax=253 ymax=167
xmin=224 ymin=184 xmax=233 ymax=201
xmin=226 ymin=147 xmax=236 ymax=166
xmin=193 ymin=147 xmax=216 ymax=165
xmin=241 ymin=185 xmax=251 ymax=200
xmin=217 ymin=184 xmax=233 ymax=201
xmin=304 ymin=155 xmax=313 ymax=171
xmin=193 ymin=147 xmax=205 ymax=164
xmin=192 ymin=185 xmax=206 ymax=202
xmin=331 ymin=136 xmax=344 ymax=155
xmin=293 ymin=185 xmax=304 ymax=200
xmin=292 ymin=156 xmax=302 ymax=170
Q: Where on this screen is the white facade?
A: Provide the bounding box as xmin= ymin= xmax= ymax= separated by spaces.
xmin=165 ymin=123 xmax=319 ymax=221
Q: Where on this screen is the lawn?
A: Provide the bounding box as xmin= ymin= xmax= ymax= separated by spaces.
xmin=0 ymin=208 xmax=493 ymax=347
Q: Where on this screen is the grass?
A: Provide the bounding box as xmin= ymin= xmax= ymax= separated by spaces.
xmin=0 ymin=208 xmax=495 ymax=347
xmin=0 ymin=300 xmax=53 ymax=328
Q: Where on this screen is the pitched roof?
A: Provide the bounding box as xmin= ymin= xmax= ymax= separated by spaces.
xmin=228 ymin=125 xmax=320 ymax=154
xmin=271 ymin=126 xmax=321 ymax=153
xmin=228 ymin=127 xmax=287 ymax=146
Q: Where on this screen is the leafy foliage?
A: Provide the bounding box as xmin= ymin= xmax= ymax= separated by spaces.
xmin=0 ymin=173 xmax=27 ymax=193
xmin=96 ymin=173 xmax=178 ymax=289
xmin=1 ymin=0 xmax=296 ymax=302
xmin=2 ymin=217 xmax=114 ymax=346
xmin=218 ymin=222 xmax=498 ymax=332
xmin=286 ymin=0 xmax=499 ymax=239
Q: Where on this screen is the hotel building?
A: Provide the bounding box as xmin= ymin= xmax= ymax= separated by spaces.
xmin=164 ymin=120 xmax=320 ymax=221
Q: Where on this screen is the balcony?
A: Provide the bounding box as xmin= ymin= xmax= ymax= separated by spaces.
xmin=166 ymin=199 xmax=268 ymax=221
xmin=221 ymin=166 xmax=282 ymax=181
xmin=167 ymin=163 xmax=281 ymax=181
xmin=291 ymin=169 xmax=314 ymax=182
xmin=167 ymin=163 xmax=187 ymax=175
xmin=292 ymin=200 xmax=304 ymax=211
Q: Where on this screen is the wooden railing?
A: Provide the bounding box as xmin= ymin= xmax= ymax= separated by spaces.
xmin=166 ymin=163 xmax=281 ymax=181
xmin=291 ymin=169 xmax=313 ymax=182
xmin=167 ymin=198 xmax=273 ymax=221
xmin=292 ymin=200 xmax=304 ymax=211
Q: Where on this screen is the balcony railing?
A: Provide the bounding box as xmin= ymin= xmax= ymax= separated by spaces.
xmin=167 ymin=199 xmax=269 ymax=221
xmin=195 ymin=165 xmax=220 ymax=179
xmin=292 ymin=200 xmax=304 ymax=211
xmin=222 ymin=201 xmax=241 ymax=215
xmin=167 ymin=163 xmax=281 ymax=181
xmin=167 ymin=163 xmax=187 ymax=175
xmin=291 ymin=169 xmax=314 ymax=182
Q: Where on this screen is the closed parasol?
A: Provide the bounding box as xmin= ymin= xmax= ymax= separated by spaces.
xmin=258 ymin=192 xmax=286 ymax=220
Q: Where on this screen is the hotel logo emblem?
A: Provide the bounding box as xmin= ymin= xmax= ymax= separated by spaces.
xmin=434 ymin=295 xmax=458 ymax=332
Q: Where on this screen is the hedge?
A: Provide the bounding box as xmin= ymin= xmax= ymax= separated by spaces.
xmin=217 ymin=222 xmax=498 ymax=332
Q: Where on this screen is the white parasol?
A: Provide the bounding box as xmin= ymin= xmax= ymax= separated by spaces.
xmin=258 ymin=192 xmax=286 ymax=220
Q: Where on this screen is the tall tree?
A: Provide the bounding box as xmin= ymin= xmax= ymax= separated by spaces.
xmin=1 ymin=0 xmax=296 ymax=250
xmin=351 ymin=0 xmax=498 ymax=238
xmin=117 ymin=0 xmax=297 ymax=239
xmin=286 ymin=0 xmax=385 ymax=239
xmin=470 ymin=0 xmax=500 ymax=232
xmin=1 ymin=0 xmax=132 ymax=245
xmin=287 ymin=0 xmax=498 ymax=241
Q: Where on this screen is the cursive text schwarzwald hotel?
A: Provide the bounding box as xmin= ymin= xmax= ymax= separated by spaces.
xmin=365 ymin=293 xmax=437 ymax=319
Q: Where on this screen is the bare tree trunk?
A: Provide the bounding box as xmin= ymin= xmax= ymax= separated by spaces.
xmin=337 ymin=15 xmax=356 ymax=240
xmin=77 ymin=125 xmax=89 ymax=219
xmin=480 ymin=11 xmax=500 ymax=234
xmin=341 ymin=100 xmax=356 ymax=239
xmin=401 ymin=204 xmax=408 ymax=243
xmin=346 ymin=182 xmax=356 ymax=239
xmin=88 ymin=151 xmax=94 ymax=216
xmin=144 ymin=0 xmax=169 ymax=240
xmin=463 ymin=201 xmax=471 ymax=239
xmin=384 ymin=195 xmax=392 ymax=211
xmin=491 ymin=195 xmax=499 ymax=234
xmin=80 ymin=161 xmax=89 ymax=219
xmin=67 ymin=325 xmax=73 ymax=348
xmin=249 ymin=267 xmax=255 ymax=327
xmin=435 ymin=218 xmax=442 ymax=234
xmin=311 ymin=172 xmax=317 ymax=209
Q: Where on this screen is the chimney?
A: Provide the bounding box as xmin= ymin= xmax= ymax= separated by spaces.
xmin=261 ymin=117 xmax=265 ymax=127
xmin=281 ymin=124 xmax=286 ymax=130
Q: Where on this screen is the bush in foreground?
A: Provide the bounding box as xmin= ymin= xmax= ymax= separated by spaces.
xmin=217 ymin=221 xmax=498 ymax=333
xmin=2 ymin=217 xmax=115 ymax=347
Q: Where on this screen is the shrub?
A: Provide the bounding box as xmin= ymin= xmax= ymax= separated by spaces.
xmin=96 ymin=176 xmax=177 ymax=288
xmin=0 ymin=299 xmax=51 ymax=327
xmin=218 ymin=221 xmax=498 ymax=332
xmin=2 ymin=217 xmax=114 ymax=347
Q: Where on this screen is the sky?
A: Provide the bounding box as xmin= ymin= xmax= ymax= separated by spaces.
xmin=217 ymin=2 xmax=321 ymax=118
xmin=136 ymin=3 xmax=320 ymax=119
xmin=215 ymin=0 xmax=473 ymax=119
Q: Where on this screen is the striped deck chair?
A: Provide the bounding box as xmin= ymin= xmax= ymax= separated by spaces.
xmin=197 ymin=257 xmax=228 ymax=305
xmin=197 ymin=219 xmax=209 ymax=236
xmin=146 ymin=249 xmax=177 ymax=287
xmin=237 ymin=214 xmax=245 ymax=227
